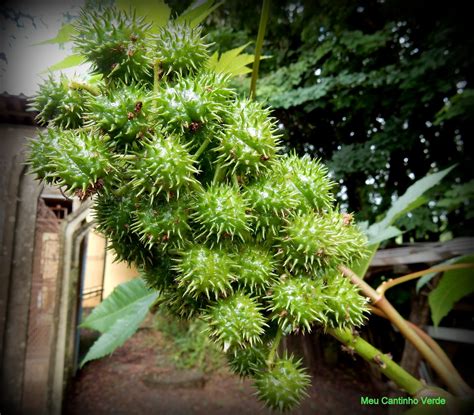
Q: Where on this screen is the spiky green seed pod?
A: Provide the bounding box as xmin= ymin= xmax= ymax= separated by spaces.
xmin=28 ymin=128 xmax=113 ymax=196
xmin=204 ymin=292 xmax=267 ymax=351
xmin=227 ymin=343 xmax=268 ymax=377
xmin=26 ymin=128 xmax=62 ymax=184
xmin=154 ymin=21 xmax=210 ymax=75
xmin=174 ymin=245 xmax=236 ymax=300
xmin=129 ymin=134 xmax=199 ymax=201
xmin=140 ymin=255 xmax=175 ymax=291
xmin=153 ymin=72 xmax=233 ymax=134
xmin=233 ymin=246 xmax=276 ymax=293
xmin=32 ymin=74 xmax=88 ymax=129
xmin=86 ymin=83 xmax=152 ymax=149
xmin=254 ymin=354 xmax=311 ymax=412
xmin=279 ymin=210 xmax=368 ymax=273
xmin=131 ymin=197 xmax=191 ymax=250
xmin=272 ymin=154 xmax=335 ymax=211
xmin=93 ymin=192 xmax=156 ymax=265
xmin=324 ymin=272 xmax=369 ymax=328
xmin=268 ymin=276 xmax=327 ymax=333
xmin=192 ymin=184 xmax=251 ymax=243
xmin=108 ymin=231 xmax=157 ymax=266
xmin=244 ymin=173 xmax=301 ymax=239
xmin=74 ymin=8 xmax=152 ymax=83
xmin=94 ymin=192 xmax=136 ymax=241
xmin=26 ymin=7 xmax=376 ymax=411
xmin=216 ymin=99 xmax=280 ymax=175
xmin=159 ymin=285 xmax=208 ymax=319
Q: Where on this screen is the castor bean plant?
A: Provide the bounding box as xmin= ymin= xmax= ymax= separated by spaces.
xmin=28 ymin=2 xmax=461 ymax=411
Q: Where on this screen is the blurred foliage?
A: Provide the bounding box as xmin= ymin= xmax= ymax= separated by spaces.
xmin=203 ymin=0 xmax=473 ymax=241
xmin=154 ymin=310 xmax=224 ymax=373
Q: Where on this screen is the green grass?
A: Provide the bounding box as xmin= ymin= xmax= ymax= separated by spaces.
xmin=154 ymin=310 xmax=225 ymax=373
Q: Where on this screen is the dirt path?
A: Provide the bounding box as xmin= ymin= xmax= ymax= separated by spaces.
xmin=64 ymin=328 xmax=386 ymax=415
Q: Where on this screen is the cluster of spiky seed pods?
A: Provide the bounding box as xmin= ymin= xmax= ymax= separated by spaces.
xmin=28 ymin=6 xmax=369 ymax=411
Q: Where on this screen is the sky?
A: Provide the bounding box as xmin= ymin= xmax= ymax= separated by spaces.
xmin=0 ymin=0 xmax=86 ymax=96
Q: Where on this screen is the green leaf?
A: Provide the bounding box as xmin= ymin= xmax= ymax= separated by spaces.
xmin=33 ymin=23 xmax=77 ymax=45
xmin=375 ymin=165 xmax=455 ymax=232
xmin=428 ymin=255 xmax=474 ymax=326
xmin=367 ymin=225 xmax=402 ymax=245
xmin=207 ymin=43 xmax=266 ymax=77
xmin=80 ymin=278 xmax=159 ymax=367
xmin=416 ymin=255 xmax=472 ymax=292
xmin=80 ymin=302 xmax=154 ymax=367
xmin=81 ymin=278 xmax=157 ymax=333
xmin=177 ymin=0 xmax=223 ymax=27
xmin=354 ymin=166 xmax=455 ymax=278
xmin=351 ymin=244 xmax=378 ymax=277
xmin=116 ymin=0 xmax=171 ymax=31
xmin=43 ymin=54 xmax=86 ymax=73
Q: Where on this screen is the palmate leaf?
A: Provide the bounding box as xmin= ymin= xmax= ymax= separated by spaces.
xmin=428 ymin=255 xmax=474 ymax=326
xmin=207 ymin=44 xmax=266 ymax=77
xmin=177 ymin=0 xmax=223 ymax=27
xmin=116 ymin=0 xmax=171 ymax=32
xmin=43 ymin=54 xmax=86 ymax=73
xmin=80 ymin=278 xmax=159 ymax=366
xmin=33 ymin=23 xmax=77 ymax=45
xmin=352 ymin=165 xmax=455 ymax=277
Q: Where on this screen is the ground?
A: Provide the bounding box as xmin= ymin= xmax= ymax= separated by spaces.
xmin=65 ymin=326 xmax=386 ymax=415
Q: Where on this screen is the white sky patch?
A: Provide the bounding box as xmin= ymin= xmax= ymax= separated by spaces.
xmin=0 ymin=0 xmax=86 ymax=96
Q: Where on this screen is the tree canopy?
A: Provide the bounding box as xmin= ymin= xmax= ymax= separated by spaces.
xmin=206 ymin=0 xmax=474 ymax=241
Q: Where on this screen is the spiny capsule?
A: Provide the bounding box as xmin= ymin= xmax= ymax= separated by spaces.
xmin=278 ymin=210 xmax=368 ymax=273
xmin=153 ymin=71 xmax=234 ymax=134
xmin=173 ymin=245 xmax=236 ymax=300
xmin=233 ymin=245 xmax=277 ymax=293
xmin=227 ymin=344 xmax=268 ymax=377
xmin=32 ymin=74 xmax=88 ymax=129
xmin=27 ymin=128 xmax=113 ymax=196
xmin=216 ymin=99 xmax=280 ymax=176
xmin=74 ymin=7 xmax=152 ymax=83
xmin=86 ymin=82 xmax=152 ymax=149
xmin=140 ymin=255 xmax=176 ymax=291
xmin=154 ymin=21 xmax=210 ymax=75
xmin=192 ymin=183 xmax=252 ymax=244
xmin=323 ymin=271 xmax=369 ymax=329
xmin=131 ymin=197 xmax=191 ymax=250
xmin=254 ymin=354 xmax=311 ymax=412
xmin=268 ymin=276 xmax=327 ymax=333
xmin=244 ymin=173 xmax=301 ymax=239
xmin=204 ymin=292 xmax=267 ymax=352
xmin=272 ymin=154 xmax=335 ymax=211
xmin=128 ymin=133 xmax=199 ymax=202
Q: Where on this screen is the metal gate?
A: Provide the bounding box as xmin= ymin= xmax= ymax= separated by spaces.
xmin=22 ymin=197 xmax=69 ymax=414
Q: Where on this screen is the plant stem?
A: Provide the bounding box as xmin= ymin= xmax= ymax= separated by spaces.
xmin=232 ymin=174 xmax=240 ymax=188
xmin=267 ymin=327 xmax=283 ymax=367
xmin=212 ymin=163 xmax=226 ymax=184
xmin=339 ymin=265 xmax=471 ymax=396
xmin=376 ymin=263 xmax=474 ymax=295
xmin=194 ymin=137 xmax=211 ymax=159
xmin=154 ymin=60 xmax=161 ymax=96
xmin=69 ymin=80 xmax=99 ymax=96
xmin=338 ymin=265 xmax=381 ymax=303
xmin=329 ymin=327 xmax=425 ymax=395
xmin=249 ymin=0 xmax=270 ymax=99
xmin=189 ymin=180 xmax=203 ymax=193
xmin=330 ymin=328 xmax=454 ymax=400
xmin=369 ymin=306 xmax=472 ymax=395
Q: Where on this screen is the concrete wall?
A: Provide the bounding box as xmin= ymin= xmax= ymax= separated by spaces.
xmin=0 ymin=124 xmax=42 ymax=413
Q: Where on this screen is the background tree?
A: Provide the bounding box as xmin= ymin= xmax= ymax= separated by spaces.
xmin=204 ymin=0 xmax=474 ymax=241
